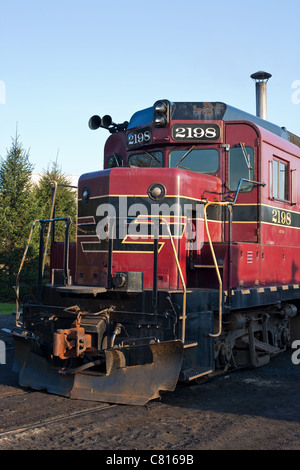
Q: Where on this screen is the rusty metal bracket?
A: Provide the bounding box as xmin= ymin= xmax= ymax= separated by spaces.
xmin=53 ymin=327 xmax=92 ymax=359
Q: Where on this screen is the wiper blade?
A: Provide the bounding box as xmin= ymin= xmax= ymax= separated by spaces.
xmin=175 ymin=146 xmax=195 ymax=167
xmin=112 ymin=153 xmax=120 ymax=166
xmin=143 ymin=150 xmax=160 ymax=166
xmin=239 ymin=142 xmax=252 ymax=170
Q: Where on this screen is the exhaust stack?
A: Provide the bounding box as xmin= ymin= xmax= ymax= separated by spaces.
xmin=250 ymin=71 xmax=272 ymax=120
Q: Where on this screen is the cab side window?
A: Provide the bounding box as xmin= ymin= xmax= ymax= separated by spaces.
xmin=272 ymin=158 xmax=289 ymax=201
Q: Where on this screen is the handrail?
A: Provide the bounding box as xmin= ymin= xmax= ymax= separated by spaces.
xmin=14 ymin=218 xmax=40 ymax=326
xmin=204 ymin=178 xmax=265 ymax=338
xmin=15 ymin=179 xmax=78 ymax=325
xmin=42 ymin=181 xmax=58 ymax=276
xmin=232 ymin=178 xmax=265 ymax=204
xmin=14 ymin=216 xmax=71 ymax=327
xmin=203 ymin=201 xmax=231 ymax=338
xmin=42 ymin=180 xmax=78 ymax=276
xmin=159 ymin=216 xmax=187 ymax=344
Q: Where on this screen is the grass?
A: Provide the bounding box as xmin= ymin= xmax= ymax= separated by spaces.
xmin=0 ymin=302 xmax=15 ymax=316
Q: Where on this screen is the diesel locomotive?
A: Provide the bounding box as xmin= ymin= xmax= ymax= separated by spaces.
xmin=9 ymin=73 xmax=300 ymax=405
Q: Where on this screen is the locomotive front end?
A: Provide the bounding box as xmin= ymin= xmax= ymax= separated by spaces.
xmin=11 ymin=100 xmax=226 ymax=404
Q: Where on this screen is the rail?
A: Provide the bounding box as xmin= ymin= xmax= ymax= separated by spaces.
xmin=0 ymin=402 xmax=116 ymax=438
xmin=204 ymin=178 xmax=266 ymax=338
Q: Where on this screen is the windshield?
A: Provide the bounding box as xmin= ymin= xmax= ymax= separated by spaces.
xmin=169 ymin=148 xmax=219 ymax=173
xmin=128 ymin=151 xmax=163 ymax=168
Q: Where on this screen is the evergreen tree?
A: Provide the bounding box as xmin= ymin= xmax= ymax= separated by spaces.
xmin=0 ymin=132 xmax=38 ymax=301
xmin=0 ymin=137 xmax=77 ymax=302
xmin=33 ymin=159 xmax=77 ymax=241
xmin=0 ymin=132 xmax=36 ymax=250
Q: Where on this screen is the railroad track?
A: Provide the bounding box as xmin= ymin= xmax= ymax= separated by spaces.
xmin=0 ymin=402 xmax=116 ymax=438
xmin=0 ymin=389 xmax=29 ymax=399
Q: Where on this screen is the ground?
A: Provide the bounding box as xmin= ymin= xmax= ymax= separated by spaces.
xmin=0 ymin=313 xmax=300 ymax=452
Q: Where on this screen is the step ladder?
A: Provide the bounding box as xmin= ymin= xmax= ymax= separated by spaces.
xmin=180 ymin=340 xmax=213 ymax=381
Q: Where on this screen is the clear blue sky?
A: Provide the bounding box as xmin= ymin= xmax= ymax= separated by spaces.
xmin=0 ymin=0 xmax=299 ymax=176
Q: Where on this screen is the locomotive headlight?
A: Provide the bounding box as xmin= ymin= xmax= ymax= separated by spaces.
xmin=148 ymin=183 xmax=166 ymax=201
xmin=154 ymin=115 xmax=167 ymax=127
xmin=154 ymin=102 xmax=167 ymax=127
xmin=153 ymin=100 xmax=171 ymax=128
xmin=154 ymin=102 xmax=167 ymax=114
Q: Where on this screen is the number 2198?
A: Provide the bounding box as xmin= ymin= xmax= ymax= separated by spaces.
xmin=175 ymin=126 xmax=217 ymax=139
xmin=171 ymin=123 xmax=220 ymax=141
xmin=272 ymin=209 xmax=291 ymax=225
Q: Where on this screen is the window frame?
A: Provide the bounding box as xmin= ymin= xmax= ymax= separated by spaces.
xmin=271 ymin=157 xmax=289 ymax=202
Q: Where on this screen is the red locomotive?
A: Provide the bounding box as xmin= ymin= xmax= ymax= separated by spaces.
xmin=10 ymin=73 xmax=300 ymax=405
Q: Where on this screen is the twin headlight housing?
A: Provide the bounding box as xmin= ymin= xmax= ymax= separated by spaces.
xmin=153 ymin=99 xmax=171 ymax=128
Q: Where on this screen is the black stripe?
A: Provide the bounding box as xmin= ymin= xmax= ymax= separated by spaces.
xmin=78 ymin=196 xmax=300 ymax=228
xmin=261 ymin=205 xmax=298 ymax=228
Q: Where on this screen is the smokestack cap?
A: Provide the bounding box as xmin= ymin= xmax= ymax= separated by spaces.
xmin=251 ymin=71 xmax=272 ymax=82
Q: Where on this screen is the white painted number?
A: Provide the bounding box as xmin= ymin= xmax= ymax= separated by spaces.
xmin=128 ymin=129 xmax=151 ymax=147
xmin=174 ymin=126 xmax=217 ymax=139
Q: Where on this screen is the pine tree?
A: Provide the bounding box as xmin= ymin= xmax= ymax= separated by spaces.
xmin=0 ymin=138 xmax=77 ymax=301
xmin=33 ymin=159 xmax=77 ymax=241
xmin=0 ymin=133 xmax=35 ymax=246
xmin=0 ymin=132 xmax=38 ymax=301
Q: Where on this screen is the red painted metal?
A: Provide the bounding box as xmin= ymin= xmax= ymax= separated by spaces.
xmin=52 ymin=111 xmax=300 ymax=294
